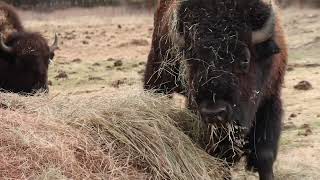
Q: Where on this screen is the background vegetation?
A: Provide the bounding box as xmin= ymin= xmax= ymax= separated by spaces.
xmin=2 ymin=0 xmax=158 ymax=9
xmin=2 ymin=0 xmax=320 ymax=10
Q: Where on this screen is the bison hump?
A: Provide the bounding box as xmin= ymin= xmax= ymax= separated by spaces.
xmin=0 ymin=3 xmax=23 ymax=40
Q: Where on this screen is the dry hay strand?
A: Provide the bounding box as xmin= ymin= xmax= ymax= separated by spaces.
xmin=0 ymin=88 xmax=228 ymax=180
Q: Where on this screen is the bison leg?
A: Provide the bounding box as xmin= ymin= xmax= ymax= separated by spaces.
xmin=246 ymin=96 xmax=282 ymax=180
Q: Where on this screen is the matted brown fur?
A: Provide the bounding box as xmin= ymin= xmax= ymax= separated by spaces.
xmin=265 ymin=12 xmax=288 ymax=97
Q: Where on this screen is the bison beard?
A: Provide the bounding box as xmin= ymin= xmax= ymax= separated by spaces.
xmin=144 ymin=0 xmax=287 ymax=180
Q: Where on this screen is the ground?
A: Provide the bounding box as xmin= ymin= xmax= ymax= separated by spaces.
xmin=18 ymin=6 xmax=320 ymax=179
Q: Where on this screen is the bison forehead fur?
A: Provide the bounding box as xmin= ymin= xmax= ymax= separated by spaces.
xmin=7 ymin=32 xmax=50 ymax=56
xmin=144 ymin=0 xmax=287 ymax=179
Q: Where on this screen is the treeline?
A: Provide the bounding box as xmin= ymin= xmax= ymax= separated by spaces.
xmin=3 ymin=0 xmax=319 ymax=10
xmin=2 ymin=0 xmax=157 ymax=9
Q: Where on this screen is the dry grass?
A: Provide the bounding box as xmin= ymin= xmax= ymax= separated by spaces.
xmin=0 ymin=88 xmax=227 ymax=180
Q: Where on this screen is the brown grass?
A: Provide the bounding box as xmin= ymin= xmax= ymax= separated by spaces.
xmin=0 ymin=88 xmax=227 ymax=180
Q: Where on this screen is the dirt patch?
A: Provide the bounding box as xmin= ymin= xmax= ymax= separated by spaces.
xmin=88 ymin=76 xmax=104 ymax=81
xmin=48 ymin=80 xmax=53 ymax=86
xmin=283 ymin=122 xmax=297 ymax=130
xmin=92 ymin=62 xmax=101 ymax=66
xmin=82 ymin=40 xmax=89 ymax=45
xmin=294 ymin=81 xmax=313 ymax=90
xmin=118 ymin=39 xmax=149 ymax=47
xmin=131 ymin=39 xmax=149 ymax=46
xmin=114 ymin=60 xmax=123 ymax=67
xmin=288 ymin=113 xmax=298 ymax=121
xmin=55 ymin=71 xmax=69 ymax=80
xmin=72 ymin=58 xmax=82 ymax=63
xmin=298 ymin=124 xmax=313 ymax=136
xmin=111 ymin=78 xmax=127 ymax=88
xmin=138 ymin=69 xmax=145 ymax=74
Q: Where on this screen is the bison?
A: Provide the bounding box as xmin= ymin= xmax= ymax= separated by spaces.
xmin=144 ymin=0 xmax=287 ymax=179
xmin=0 ymin=2 xmax=58 ymax=94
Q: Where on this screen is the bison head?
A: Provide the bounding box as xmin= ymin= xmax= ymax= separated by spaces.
xmin=0 ymin=32 xmax=58 ymax=94
xmin=173 ymin=0 xmax=281 ymax=130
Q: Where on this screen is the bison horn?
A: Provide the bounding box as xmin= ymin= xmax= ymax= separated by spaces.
xmin=49 ymin=33 xmax=59 ymax=52
xmin=0 ymin=34 xmax=13 ymax=54
xmin=252 ymin=7 xmax=275 ymax=44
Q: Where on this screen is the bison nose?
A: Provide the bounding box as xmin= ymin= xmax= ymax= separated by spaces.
xmin=209 ymin=106 xmax=228 ymax=121
xmin=199 ymin=100 xmax=232 ymax=124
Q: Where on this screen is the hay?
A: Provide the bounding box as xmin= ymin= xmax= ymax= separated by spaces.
xmin=0 ymin=88 xmax=227 ymax=179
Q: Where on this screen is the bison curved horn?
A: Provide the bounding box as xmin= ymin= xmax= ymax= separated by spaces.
xmin=252 ymin=7 xmax=275 ymax=44
xmin=49 ymin=33 xmax=59 ymax=52
xmin=0 ymin=34 xmax=13 ymax=54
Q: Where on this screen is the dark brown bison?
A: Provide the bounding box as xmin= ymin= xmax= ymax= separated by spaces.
xmin=144 ymin=0 xmax=287 ymax=179
xmin=0 ymin=2 xmax=58 ymax=94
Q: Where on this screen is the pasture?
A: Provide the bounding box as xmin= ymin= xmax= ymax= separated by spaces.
xmin=0 ymin=4 xmax=319 ymax=180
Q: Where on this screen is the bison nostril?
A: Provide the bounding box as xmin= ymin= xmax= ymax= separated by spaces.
xmin=200 ymin=103 xmax=231 ymax=124
xmin=213 ymin=107 xmax=228 ymax=121
xmin=210 ymin=106 xmax=227 ymax=114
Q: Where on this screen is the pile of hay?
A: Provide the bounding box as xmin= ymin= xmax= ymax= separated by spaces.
xmin=0 ymin=88 xmax=227 ymax=179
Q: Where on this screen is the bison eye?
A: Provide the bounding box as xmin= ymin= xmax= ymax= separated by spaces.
xmin=239 ymin=47 xmax=251 ymax=73
xmin=255 ymin=40 xmax=280 ymax=59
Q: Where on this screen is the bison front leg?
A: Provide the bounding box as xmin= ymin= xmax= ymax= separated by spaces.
xmin=246 ymin=96 xmax=282 ymax=180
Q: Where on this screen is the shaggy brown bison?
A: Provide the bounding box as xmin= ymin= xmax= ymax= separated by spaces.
xmin=0 ymin=2 xmax=58 ymax=94
xmin=144 ymin=0 xmax=287 ymax=179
